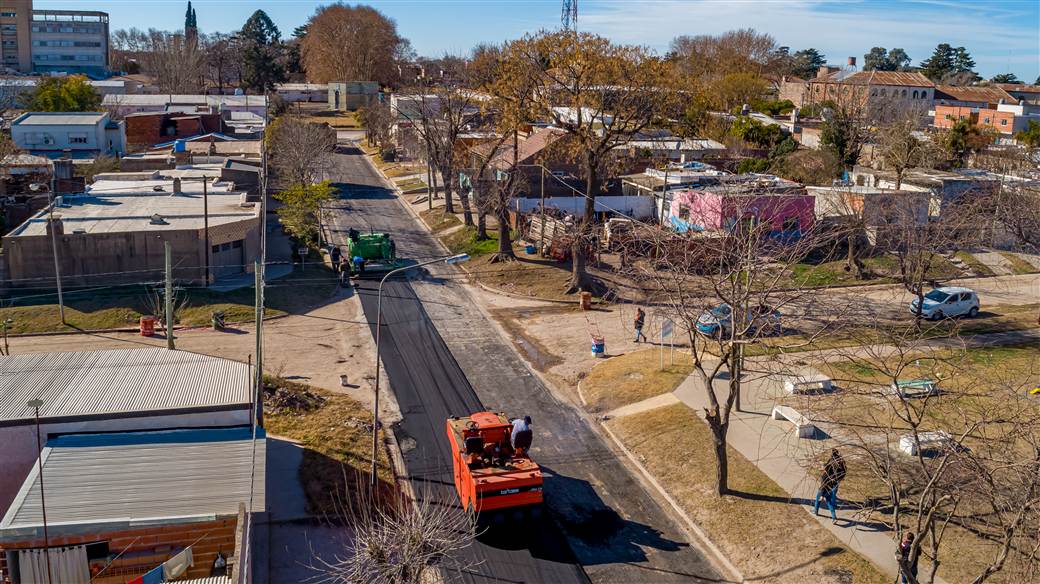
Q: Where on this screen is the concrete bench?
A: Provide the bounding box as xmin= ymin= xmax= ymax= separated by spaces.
xmin=899 ymin=431 xmax=953 ymax=456
xmin=890 ymin=379 xmax=940 ymax=399
xmin=771 ymin=405 xmax=817 ymax=439
xmin=783 ymin=374 xmax=833 ymax=395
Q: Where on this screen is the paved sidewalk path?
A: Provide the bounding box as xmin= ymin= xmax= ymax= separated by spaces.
xmin=671 ymin=374 xmax=952 ymax=584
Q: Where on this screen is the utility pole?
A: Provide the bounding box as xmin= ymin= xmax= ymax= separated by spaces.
xmin=540 ymin=166 xmax=546 ymax=255
xmin=48 ymin=207 xmax=65 ymax=326
xmin=28 ymin=399 xmax=53 ymax=584
xmin=253 ymin=260 xmax=264 ymax=427
xmin=165 ymin=241 xmax=175 ymax=350
xmin=202 ymin=177 xmax=210 ymax=286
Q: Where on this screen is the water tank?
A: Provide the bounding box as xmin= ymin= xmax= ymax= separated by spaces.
xmin=234 ymin=88 xmax=244 ymax=96
xmin=847 ymin=56 xmax=857 ymax=67
xmin=173 ymin=140 xmax=186 ymax=153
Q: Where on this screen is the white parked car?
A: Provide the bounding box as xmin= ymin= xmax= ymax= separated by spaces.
xmin=910 ymin=287 xmax=980 ymax=320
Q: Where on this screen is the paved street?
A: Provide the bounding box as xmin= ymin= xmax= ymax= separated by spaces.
xmin=325 ymin=145 xmax=723 ymax=583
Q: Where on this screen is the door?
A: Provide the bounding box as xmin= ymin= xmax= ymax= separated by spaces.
xmin=211 ymin=240 xmax=245 ymax=280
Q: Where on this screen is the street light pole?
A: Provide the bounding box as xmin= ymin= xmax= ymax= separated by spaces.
xmin=370 ymin=253 xmax=469 ymax=488
xmin=28 ymin=399 xmax=53 ymax=584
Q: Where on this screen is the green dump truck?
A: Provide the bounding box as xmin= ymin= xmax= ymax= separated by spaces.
xmin=345 ymin=228 xmax=400 ymax=277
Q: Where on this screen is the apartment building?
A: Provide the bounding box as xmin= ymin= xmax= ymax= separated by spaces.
xmin=0 ymin=0 xmax=32 ymax=73
xmin=0 ymin=0 xmax=109 ymax=75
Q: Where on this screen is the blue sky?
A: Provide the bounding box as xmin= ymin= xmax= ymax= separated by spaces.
xmin=38 ymin=0 xmax=1040 ymax=80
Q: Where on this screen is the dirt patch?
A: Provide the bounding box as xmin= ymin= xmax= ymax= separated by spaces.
xmin=264 ymin=377 xmax=393 ymax=515
xmin=606 ymin=404 xmax=887 ymax=584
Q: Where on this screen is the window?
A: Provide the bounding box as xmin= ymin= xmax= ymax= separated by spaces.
xmin=68 ymin=133 xmax=88 ymax=144
xmin=1000 ymin=119 xmax=1008 ymax=126
xmin=232 ymin=240 xmax=243 ymax=249
xmin=678 ymin=204 xmax=690 ymax=221
xmin=912 ymin=90 xmax=919 ymax=99
xmin=211 ymin=244 xmax=220 ymax=253
xmin=880 ymin=88 xmax=887 ymax=97
xmin=901 ymin=89 xmax=907 ymax=98
xmin=0 ymin=11 xmax=16 ymax=17
xmin=983 ymin=117 xmax=991 ymax=124
xmin=870 ymin=89 xmax=878 ymax=96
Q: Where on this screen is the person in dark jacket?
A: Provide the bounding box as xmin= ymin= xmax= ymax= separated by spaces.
xmin=813 ymin=449 xmax=846 ymax=522
xmin=634 ymin=307 xmax=647 ymax=343
xmin=897 ymin=532 xmax=919 ymax=584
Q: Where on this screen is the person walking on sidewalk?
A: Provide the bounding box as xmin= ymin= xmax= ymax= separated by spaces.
xmin=813 ymin=449 xmax=846 ymax=522
xmin=634 ymin=307 xmax=647 ymax=343
xmin=897 ymin=532 xmax=919 ymax=584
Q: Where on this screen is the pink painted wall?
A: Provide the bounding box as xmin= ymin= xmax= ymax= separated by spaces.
xmin=670 ymin=190 xmax=816 ymax=234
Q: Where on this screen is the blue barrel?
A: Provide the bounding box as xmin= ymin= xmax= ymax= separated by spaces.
xmin=591 ymin=336 xmax=605 ymax=357
xmin=173 ymin=139 xmax=186 ymax=153
xmin=525 ymin=244 xmax=536 ymax=254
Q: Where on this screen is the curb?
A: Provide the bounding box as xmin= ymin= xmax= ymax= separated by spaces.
xmin=599 ymin=421 xmax=745 ymax=583
xmin=5 ymin=313 xmax=290 ymax=339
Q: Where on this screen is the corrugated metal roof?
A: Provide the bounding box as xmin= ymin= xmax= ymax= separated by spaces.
xmin=102 ymin=95 xmax=269 ymax=107
xmin=813 ymin=70 xmax=934 ymax=87
xmin=935 ymin=85 xmax=1015 ymax=104
xmin=0 ymin=348 xmax=252 ymax=423
xmin=0 ymin=427 xmax=265 ymax=533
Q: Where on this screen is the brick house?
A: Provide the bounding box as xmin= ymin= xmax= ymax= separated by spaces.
xmin=802 ymin=70 xmax=935 ymax=115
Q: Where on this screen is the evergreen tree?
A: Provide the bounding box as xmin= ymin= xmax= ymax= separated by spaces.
xmin=240 ymin=10 xmax=286 ymax=92
xmin=791 ymin=48 xmax=826 ymax=78
xmin=991 ymin=73 xmax=1020 ymax=84
xmin=920 ymin=43 xmax=955 ymax=81
xmin=887 ymin=48 xmax=910 ymax=70
xmin=863 ymin=47 xmax=891 ymax=71
xmin=952 ymin=46 xmax=975 ymax=73
xmin=185 ymin=1 xmax=192 ymax=31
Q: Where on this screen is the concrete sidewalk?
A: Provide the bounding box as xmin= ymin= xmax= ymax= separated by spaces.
xmin=671 ymin=373 xmax=952 ymax=584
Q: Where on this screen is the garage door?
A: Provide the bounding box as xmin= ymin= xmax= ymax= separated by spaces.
xmin=211 ymin=240 xmax=245 ymax=280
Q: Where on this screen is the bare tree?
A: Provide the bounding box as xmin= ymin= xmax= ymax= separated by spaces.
xmin=511 ymin=30 xmax=676 ymax=293
xmin=799 ymin=324 xmax=1040 ymax=584
xmin=266 ymin=116 xmax=337 ymax=188
xmin=299 ymin=3 xmax=406 ymax=86
xmin=395 ymin=88 xmax=481 ymax=224
xmin=877 ymin=109 xmax=941 ymax=190
xmin=112 ymin=28 xmax=205 ymax=93
xmin=203 ymin=32 xmax=242 ymax=94
xmin=357 ymin=102 xmax=392 ymax=152
xmin=312 ymin=482 xmax=480 ymax=584
xmin=625 ymin=187 xmax=843 ymax=495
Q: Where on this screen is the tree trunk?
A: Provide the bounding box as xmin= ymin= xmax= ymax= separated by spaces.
xmin=458 ymin=181 xmax=474 ymax=227
xmin=567 ymin=158 xmax=598 ymax=293
xmin=491 ymin=204 xmax=514 ymax=262
xmin=476 ymin=208 xmax=488 ymax=240
xmin=710 ymin=421 xmax=730 ymax=496
xmin=846 ymin=231 xmax=864 ymax=278
xmin=440 ymin=165 xmax=455 ymax=214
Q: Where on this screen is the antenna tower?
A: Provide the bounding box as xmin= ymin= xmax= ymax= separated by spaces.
xmin=562 ymin=0 xmax=577 ymax=30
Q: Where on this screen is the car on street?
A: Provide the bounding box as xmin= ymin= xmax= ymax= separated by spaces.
xmin=910 ymin=287 xmax=980 ymax=320
xmin=696 ymin=303 xmax=782 ymax=337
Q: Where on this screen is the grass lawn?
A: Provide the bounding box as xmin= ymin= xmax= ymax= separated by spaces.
xmin=467 ymin=254 xmax=578 ymax=301
xmin=810 ymin=343 xmax=1040 ymax=582
xmin=607 ymin=404 xmax=887 ymax=584
xmin=442 ymin=226 xmax=501 ymax=257
xmin=581 ymin=349 xmax=692 ymax=412
xmin=394 ymin=178 xmax=426 ymax=192
xmin=742 ymin=302 xmax=1040 ymax=357
xmin=783 ymin=254 xmax=963 ymax=290
xmin=264 ymin=377 xmax=395 ymax=515
xmin=419 ymin=208 xmax=463 ymax=233
xmin=954 ymin=251 xmax=996 ymax=276
xmin=0 ymin=265 xmax=339 ymax=335
xmin=998 ymin=252 xmax=1039 ymax=275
